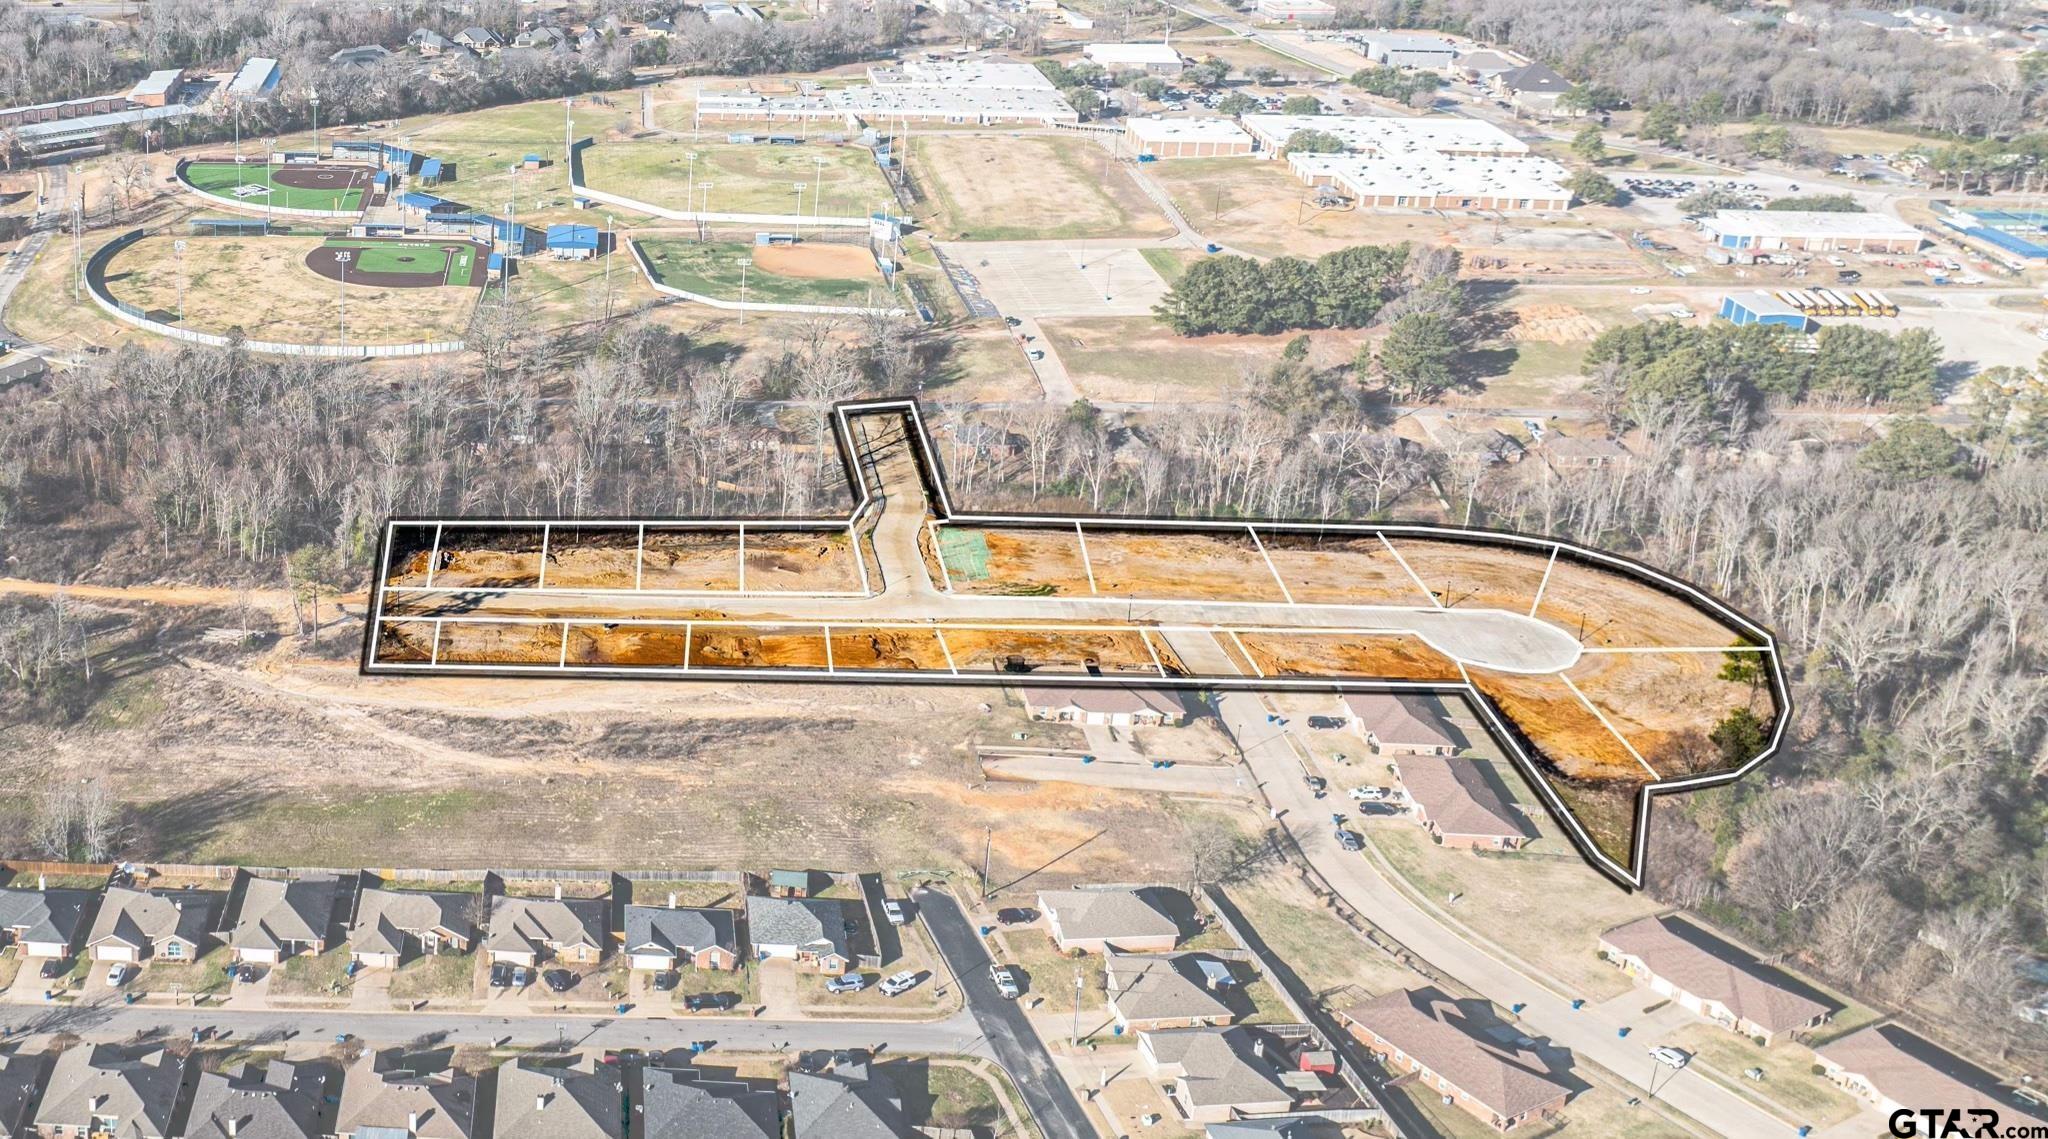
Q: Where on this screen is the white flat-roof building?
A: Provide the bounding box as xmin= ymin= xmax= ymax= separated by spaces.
xmin=1367 ymin=34 xmax=1458 ymax=69
xmin=1125 ymin=116 xmax=1256 ymax=158
xmin=1699 ymin=209 xmax=1922 ymax=254
xmin=1084 ymin=43 xmax=1185 ymax=74
xmin=1253 ymin=0 xmax=1337 ymax=23
xmin=1240 ymin=113 xmax=1528 ymax=157
xmin=1290 ymin=150 xmax=1572 ymax=211
xmin=695 ymin=55 xmax=1079 ymax=126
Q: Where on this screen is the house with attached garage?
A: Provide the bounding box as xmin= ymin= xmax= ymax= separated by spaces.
xmin=745 ymin=896 xmax=852 ymax=973
xmin=487 ymin=892 xmax=608 ymax=966
xmin=788 ymin=1057 xmax=906 ymax=1138
xmin=492 ymin=1055 xmax=624 ymax=1139
xmin=1599 ymin=916 xmax=1834 ymax=1045
xmin=623 ymin=903 xmax=740 ymax=971
xmin=1814 ymin=1024 xmax=2046 ymax=1122
xmin=1343 ymin=693 xmax=1463 ymax=755
xmin=228 ymin=873 xmax=349 ymax=964
xmin=32 ymin=1045 xmax=185 ymax=1139
xmin=1138 ymin=1025 xmax=1299 ymax=1125
xmin=0 ymin=882 xmax=93 ymax=959
xmin=84 ymin=886 xmax=219 ymax=963
xmin=1338 ymin=987 xmax=1573 ymax=1132
xmin=348 ymin=887 xmax=477 ymax=968
xmin=0 ymin=1050 xmax=47 ymax=1139
xmin=636 ymin=1065 xmax=781 ymax=1139
xmin=183 ymin=1060 xmax=327 ymax=1139
xmin=1022 ymin=685 xmax=1191 ymax=727
xmin=335 ymin=1054 xmax=478 ymax=1139
xmin=1105 ymin=952 xmax=1237 ymax=1031
xmin=1039 ymin=886 xmax=1183 ymax=954
xmin=1392 ymin=753 xmax=1534 ymax=851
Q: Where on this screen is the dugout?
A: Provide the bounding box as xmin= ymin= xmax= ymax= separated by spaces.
xmin=189 ymin=217 xmax=274 ymax=236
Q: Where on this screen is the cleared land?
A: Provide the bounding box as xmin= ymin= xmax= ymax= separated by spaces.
xmin=639 ymin=239 xmax=888 ymax=306
xmin=580 ymin=138 xmax=891 ymax=218
xmin=100 ymin=233 xmax=479 ymax=345
xmin=910 ymin=134 xmax=1175 ymax=242
xmin=1036 ymin=316 xmax=1371 ymax=403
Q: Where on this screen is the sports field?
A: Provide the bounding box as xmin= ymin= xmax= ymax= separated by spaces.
xmin=909 ymin=134 xmax=1176 ymax=242
xmin=638 ymin=238 xmax=887 ymax=306
xmin=314 ymin=237 xmax=481 ymax=287
xmin=182 ymin=160 xmax=371 ymax=212
xmin=580 ymin=139 xmax=892 ymax=218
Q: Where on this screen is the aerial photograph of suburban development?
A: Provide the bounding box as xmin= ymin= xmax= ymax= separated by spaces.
xmin=0 ymin=1 xmax=2044 ymax=1138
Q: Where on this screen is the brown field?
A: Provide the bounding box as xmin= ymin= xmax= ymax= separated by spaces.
xmin=1566 ymin=650 xmax=1771 ymax=778
xmin=1388 ymin=537 xmax=1553 ymax=612
xmin=942 ymin=628 xmax=1162 ymax=675
xmin=1544 ymin=777 xmax=1641 ymax=868
xmin=1256 ymin=533 xmax=1438 ymax=607
xmin=642 ymin=529 xmax=744 ymax=591
xmin=542 ymin=526 xmax=643 ymax=588
xmin=686 ymin=625 xmax=832 ymax=669
xmin=565 ymin=623 xmax=691 ymax=667
xmin=827 ymin=627 xmax=954 ymax=672
xmin=742 ymin=529 xmax=863 ymax=592
xmin=752 ymin=242 xmax=876 ymax=279
xmin=911 ymin=134 xmax=1175 ymax=242
xmin=1534 ymin=558 xmax=1744 ymax=649
xmin=1466 ymin=669 xmax=1646 ymax=783
xmin=376 ymin=621 xmax=436 ymax=663
xmin=405 ymin=527 xmax=546 ymax=590
xmin=435 ymin=621 xmax=565 ymax=665
xmin=941 ymin=526 xmax=1094 ymax=595
xmin=1080 ymin=530 xmax=1286 ymax=601
xmin=1235 ymin=633 xmax=1459 ymax=680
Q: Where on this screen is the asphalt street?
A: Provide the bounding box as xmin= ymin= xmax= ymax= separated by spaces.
xmin=915 ymin=886 xmax=1097 ymax=1139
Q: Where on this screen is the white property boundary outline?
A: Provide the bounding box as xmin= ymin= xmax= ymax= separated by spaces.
xmin=362 ymin=398 xmax=1792 ymax=891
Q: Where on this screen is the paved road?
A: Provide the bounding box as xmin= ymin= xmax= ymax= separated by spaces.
xmin=915 ymin=886 xmax=1096 ymax=1139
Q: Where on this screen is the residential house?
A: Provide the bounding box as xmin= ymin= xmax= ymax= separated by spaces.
xmin=1021 ymin=685 xmax=1191 ymax=727
xmin=622 ymin=904 xmax=740 ymax=971
xmin=454 ymin=26 xmax=502 ymax=50
xmin=1139 ymin=1026 xmax=1297 ymax=1125
xmin=410 ymin=28 xmax=453 ymax=55
xmin=644 ymin=18 xmax=677 ymax=36
xmin=1599 ymin=916 xmax=1833 ymax=1045
xmin=1453 ymin=51 xmax=1520 ymax=82
xmin=487 ymin=893 xmax=607 ymax=966
xmin=515 ymin=26 xmax=569 ymax=49
xmin=493 ymin=1056 xmax=624 ymax=1139
xmin=745 ymin=896 xmax=852 ymax=973
xmin=228 ymin=874 xmax=346 ymax=964
xmin=0 ymin=1050 xmax=47 ymax=1139
xmin=787 ymin=1058 xmax=906 ymax=1138
xmin=1815 ymin=1025 xmax=2044 ymax=1122
xmin=328 ymin=45 xmax=393 ymax=66
xmin=1106 ymin=952 xmax=1236 ymax=1031
xmin=335 ymin=1056 xmax=477 ymax=1139
xmin=183 ymin=1061 xmax=326 ymax=1139
xmin=348 ymin=888 xmax=477 ymax=969
xmin=84 ymin=887 xmax=217 ymax=963
xmin=0 ymin=885 xmax=92 ymax=959
xmin=1489 ymin=62 xmax=1573 ymax=117
xmin=1039 ymin=886 xmax=1182 ymax=954
xmin=1535 ymin=432 xmax=1630 ymax=471
xmin=1340 ymin=988 xmax=1573 ymax=1132
xmin=1205 ymin=1121 xmax=1324 ymax=1139
xmin=1343 ymin=693 xmax=1463 ymax=755
xmin=31 ymin=1045 xmax=184 ymax=1139
xmin=636 ymin=1066 xmax=780 ymax=1139
xmin=1391 ymin=754 xmax=1534 ymax=851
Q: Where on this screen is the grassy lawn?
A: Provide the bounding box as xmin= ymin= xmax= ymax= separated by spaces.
xmin=387 ymin=951 xmax=480 ymax=1002
xmin=663 ymin=961 xmax=759 ymax=1009
xmin=579 ymin=138 xmax=891 ymax=218
xmin=796 ymin=922 xmax=947 ymax=1013
xmin=1038 ymin=314 xmax=1370 ymax=403
xmin=638 ymin=239 xmax=885 ymax=306
xmin=1139 ymin=247 xmax=1195 ymax=285
xmin=991 ymin=926 xmax=1106 ymax=1012
xmin=911 ymin=133 xmax=1174 ymax=242
xmin=163 ymin=789 xmax=502 ymax=865
xmin=1468 ymin=339 xmax=1592 ymax=404
xmin=1667 ymin=1022 xmax=1861 ymax=1126
xmin=917 ymin=1060 xmax=1043 ymax=1138
xmin=619 ymin=880 xmax=742 ymax=908
xmin=1554 ymin=1084 xmax=1698 ymax=1138
xmin=269 ymin=945 xmax=356 ymax=999
xmin=182 ymin=161 xmax=364 ymax=211
xmin=0 ymin=952 xmax=20 ymax=992
xmin=132 ymin=945 xmax=232 ymax=999
xmin=1222 ymin=869 xmax=1423 ymax=999
xmin=1369 ymin=826 xmax=1662 ymax=999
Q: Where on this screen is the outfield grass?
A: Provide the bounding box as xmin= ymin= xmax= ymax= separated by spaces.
xmin=638 ymin=239 xmax=883 ymax=306
xmin=184 ymin=161 xmax=365 ymax=211
xmin=322 ymin=238 xmax=475 ymax=284
xmin=581 ymin=139 xmax=892 ymax=218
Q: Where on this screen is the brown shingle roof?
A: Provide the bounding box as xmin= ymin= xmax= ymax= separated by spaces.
xmin=1817 ymin=1026 xmax=2038 ymax=1119
xmin=1394 ymin=754 xmax=1531 ymax=841
xmin=1343 ymin=693 xmax=1460 ymax=750
xmin=1341 ymin=988 xmax=1571 ymax=1120
xmin=1022 ymin=686 xmax=1188 ymax=719
xmin=1601 ymin=917 xmax=1831 ymax=1034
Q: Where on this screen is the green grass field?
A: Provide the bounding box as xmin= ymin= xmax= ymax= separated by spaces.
xmin=321 ymin=237 xmax=475 ymax=285
xmin=184 ymin=161 xmax=366 ymax=211
xmin=638 ymin=239 xmax=883 ymax=306
xmin=581 ymin=140 xmax=892 ymax=218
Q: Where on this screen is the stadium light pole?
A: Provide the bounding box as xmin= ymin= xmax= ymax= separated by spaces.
xmin=173 ymin=239 xmax=187 ymax=321
xmin=812 ymin=155 xmax=826 ymax=222
xmin=735 ymin=256 xmax=750 ymax=323
xmin=308 ymin=88 xmax=320 ymax=157
xmin=686 ymin=151 xmax=698 ymax=215
xmin=334 ymin=250 xmax=351 ymax=349
xmin=792 ymin=182 xmax=805 ymax=240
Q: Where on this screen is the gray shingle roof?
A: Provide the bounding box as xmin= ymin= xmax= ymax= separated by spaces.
xmin=350 ymin=889 xmax=474 ymax=957
xmin=1021 ymin=686 xmax=1188 ymax=719
xmin=1142 ymin=1027 xmax=1293 ymax=1110
xmin=336 ymin=1057 xmax=475 ymax=1139
xmin=0 ymin=887 xmax=90 ymax=948
xmin=636 ymin=1067 xmax=779 ymax=1139
xmin=744 ymin=896 xmax=848 ymax=958
xmin=32 ymin=1046 xmax=184 ymax=1139
xmin=487 ymin=896 xmax=606 ymax=956
xmin=622 ymin=906 xmax=736 ymax=959
xmin=1106 ymin=953 xmax=1235 ymax=1024
xmin=493 ymin=1056 xmax=623 ymax=1139
xmin=86 ymin=887 xmax=217 ymax=953
xmin=788 ymin=1061 xmax=905 ymax=1138
xmin=231 ymin=876 xmax=343 ymax=953
xmin=0 ymin=1050 xmax=47 ymax=1139
xmin=1499 ymin=61 xmax=1571 ymax=94
xmin=184 ymin=1061 xmax=325 ymax=1139
xmin=1040 ymin=887 xmax=1181 ymax=943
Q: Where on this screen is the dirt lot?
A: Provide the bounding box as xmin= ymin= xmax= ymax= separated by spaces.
xmin=1534 ymin=557 xmax=1748 ymax=649
xmin=911 ymin=134 xmax=1175 ymax=242
xmin=643 ymin=529 xmax=745 ymax=591
xmin=752 ymin=242 xmax=877 ymax=279
xmin=1236 ymin=633 xmax=1460 ymax=681
xmin=742 ymin=529 xmax=864 ymax=592
xmin=1466 ymin=668 xmax=1648 ymax=784
xmin=1565 ymin=650 xmax=1771 ymax=778
xmin=1389 ymin=538 xmax=1553 ymax=612
xmin=1506 ymin=303 xmax=1603 ymax=343
xmin=930 ymin=526 xmax=1093 ymax=596
xmin=1258 ymin=534 xmax=1438 ymax=607
xmin=1038 ymin=315 xmax=1371 ymax=404
xmin=1081 ymin=530 xmax=1287 ymax=601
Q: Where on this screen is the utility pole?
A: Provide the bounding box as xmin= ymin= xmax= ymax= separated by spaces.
xmin=1071 ymin=971 xmax=1081 ymax=1046
xmin=564 ymin=95 xmax=573 ymax=165
xmin=308 ymin=88 xmax=321 ymax=156
xmin=173 ymin=239 xmax=187 ymax=321
xmin=792 ymin=182 xmax=805 ymax=240
xmin=980 ymin=827 xmax=992 ymax=901
xmin=735 ymin=256 xmax=750 ymax=322
xmin=334 ymin=250 xmax=351 ymax=349
xmin=69 ymin=198 xmax=81 ymax=301
xmin=812 ymin=154 xmax=826 ymax=221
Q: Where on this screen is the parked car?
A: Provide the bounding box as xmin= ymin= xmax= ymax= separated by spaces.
xmin=40 ymin=958 xmax=68 ymax=980
xmin=1305 ymin=715 xmax=1345 ymax=730
xmin=489 ymin=963 xmax=514 ymax=989
xmin=989 ymin=964 xmax=1023 ymax=1000
xmin=880 ymin=970 xmax=922 ymax=997
xmin=686 ymin=991 xmax=737 ymax=1011
xmin=996 ymin=907 xmax=1037 ymax=926
xmin=826 ymin=973 xmax=868 ymax=995
xmin=233 ymin=963 xmax=261 ymax=984
xmin=1349 ymin=785 xmax=1388 ymax=802
xmin=1334 ymin=829 xmax=1364 ymax=853
xmin=1650 ymin=1046 xmax=1692 ymax=1070
xmin=511 ymin=965 xmax=532 ymax=988
xmin=651 ymin=971 xmax=679 ymax=992
xmin=107 ymin=963 xmax=134 ymax=987
xmin=542 ymin=969 xmax=576 ymax=993
xmin=882 ymin=899 xmax=909 ymax=926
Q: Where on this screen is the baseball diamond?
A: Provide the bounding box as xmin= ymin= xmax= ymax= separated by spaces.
xmin=305 ymin=237 xmax=486 ymax=289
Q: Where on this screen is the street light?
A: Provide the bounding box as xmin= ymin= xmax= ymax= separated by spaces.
xmin=308 ymin=88 xmax=321 ymax=156
xmin=686 ymin=151 xmax=699 ymax=213
xmin=334 ymin=250 xmax=351 ymax=348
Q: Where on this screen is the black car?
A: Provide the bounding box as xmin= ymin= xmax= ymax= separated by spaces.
xmin=1305 ymin=715 xmax=1345 ymax=730
xmin=651 ymin=971 xmax=679 ymax=992
xmin=234 ymin=963 xmax=262 ymax=984
xmin=542 ymin=968 xmax=577 ymax=993
xmin=489 ymin=962 xmax=514 ymax=989
xmin=40 ymin=958 xmax=68 ymax=980
xmin=686 ymin=992 xmax=738 ymax=1012
xmin=995 ymin=907 xmax=1038 ymax=926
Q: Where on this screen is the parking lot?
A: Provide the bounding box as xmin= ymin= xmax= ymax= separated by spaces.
xmin=938 ymin=241 xmax=1171 ymax=319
